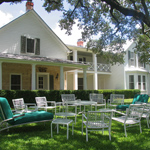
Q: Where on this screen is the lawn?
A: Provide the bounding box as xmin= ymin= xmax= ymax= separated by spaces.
xmin=0 ymin=99 xmax=150 ymax=150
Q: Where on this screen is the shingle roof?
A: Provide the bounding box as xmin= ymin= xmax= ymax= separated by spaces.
xmin=0 ymin=53 xmax=88 ymax=66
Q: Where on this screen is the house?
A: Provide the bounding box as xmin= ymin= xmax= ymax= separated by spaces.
xmin=0 ymin=1 xmax=88 ymax=91
xmin=0 ymin=1 xmax=150 ymax=95
xmin=66 ymin=41 xmax=150 ymax=95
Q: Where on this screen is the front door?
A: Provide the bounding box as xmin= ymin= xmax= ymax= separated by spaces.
xmin=37 ymin=73 xmax=49 ymax=90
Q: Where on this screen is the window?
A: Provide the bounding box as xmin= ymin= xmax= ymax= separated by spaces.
xmin=78 ymin=78 xmax=83 ymax=90
xmin=128 ymin=51 xmax=135 ymax=67
xmin=38 ymin=77 xmax=44 ymax=89
xmin=79 ymin=57 xmax=86 ymax=63
xmin=70 ymin=56 xmax=73 ymax=61
xmin=138 ymin=75 xmax=141 ymax=90
xmin=143 ymin=76 xmax=146 ymax=90
xmin=11 ymin=75 xmax=21 ymax=90
xmin=129 ymin=75 xmax=134 ymax=89
xmin=21 ymin=36 xmax=40 ymax=55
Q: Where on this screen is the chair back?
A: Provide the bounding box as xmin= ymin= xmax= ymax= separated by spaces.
xmin=35 ymin=97 xmax=47 ymax=108
xmin=86 ymin=110 xmax=113 ymax=128
xmin=110 ymin=94 xmax=124 ymax=104
xmin=0 ymin=97 xmax=13 ymax=120
xmin=89 ymin=93 xmax=104 ymax=103
xmin=132 ymin=94 xmax=149 ymax=104
xmin=126 ymin=104 xmax=145 ymax=122
xmin=12 ymin=98 xmax=26 ymax=112
xmin=61 ymin=94 xmax=75 ymax=103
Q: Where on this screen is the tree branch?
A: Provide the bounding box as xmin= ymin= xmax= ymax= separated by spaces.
xmin=101 ymin=0 xmax=150 ymax=27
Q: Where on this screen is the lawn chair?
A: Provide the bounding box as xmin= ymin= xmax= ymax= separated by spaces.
xmin=12 ymin=98 xmax=37 ymax=114
xmin=116 ymin=94 xmax=149 ymax=111
xmin=82 ymin=110 xmax=113 ymax=141
xmin=89 ymin=93 xmax=106 ymax=110
xmin=112 ymin=104 xmax=145 ymax=137
xmin=0 ymin=97 xmax=53 ymax=132
xmin=61 ymin=94 xmax=81 ymax=112
xmin=35 ymin=97 xmax=56 ymax=112
xmin=108 ymin=94 xmax=124 ymax=109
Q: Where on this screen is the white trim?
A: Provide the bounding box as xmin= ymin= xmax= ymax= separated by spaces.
xmin=10 ymin=73 xmax=22 ymax=90
xmin=37 ymin=72 xmax=49 ymax=90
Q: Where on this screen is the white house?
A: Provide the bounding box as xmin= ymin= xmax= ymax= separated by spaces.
xmin=66 ymin=41 xmax=150 ymax=94
xmin=0 ymin=1 xmax=150 ymax=95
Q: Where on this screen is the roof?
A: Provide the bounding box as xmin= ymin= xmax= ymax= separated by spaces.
xmin=0 ymin=53 xmax=88 ymax=68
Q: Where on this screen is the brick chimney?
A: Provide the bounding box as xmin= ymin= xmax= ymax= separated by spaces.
xmin=26 ymin=0 xmax=34 ymax=12
xmin=77 ymin=39 xmax=84 ymax=47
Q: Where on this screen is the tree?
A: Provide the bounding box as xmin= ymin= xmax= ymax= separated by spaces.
xmin=1 ymin=0 xmax=150 ymax=64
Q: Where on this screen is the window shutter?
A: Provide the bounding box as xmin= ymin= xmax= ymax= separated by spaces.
xmin=128 ymin=51 xmax=130 ymax=60
xmin=35 ymin=38 xmax=40 ymax=55
xmin=49 ymin=75 xmax=54 ymax=90
xmin=21 ymin=36 xmax=26 ymax=53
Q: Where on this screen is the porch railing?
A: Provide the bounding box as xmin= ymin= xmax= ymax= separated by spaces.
xmin=80 ymin=62 xmax=111 ymax=72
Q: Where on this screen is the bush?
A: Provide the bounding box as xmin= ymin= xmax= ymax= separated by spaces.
xmin=0 ymin=89 xmax=140 ymax=107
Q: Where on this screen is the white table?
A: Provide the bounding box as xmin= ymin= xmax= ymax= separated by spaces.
xmin=51 ymin=118 xmax=74 ymax=140
xmin=66 ymin=100 xmax=97 ymax=112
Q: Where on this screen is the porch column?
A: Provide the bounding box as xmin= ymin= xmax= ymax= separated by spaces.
xmin=74 ymin=71 xmax=78 ymax=90
xmin=0 ymin=62 xmax=2 ymax=90
xmin=93 ymin=54 xmax=98 ymax=90
xmin=31 ymin=64 xmax=36 ymax=90
xmin=60 ymin=66 xmax=64 ymax=90
xmin=73 ymin=50 xmax=78 ymax=90
xmin=83 ymin=68 xmax=87 ymax=90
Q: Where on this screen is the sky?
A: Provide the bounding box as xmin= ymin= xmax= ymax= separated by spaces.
xmin=0 ymin=0 xmax=84 ymax=46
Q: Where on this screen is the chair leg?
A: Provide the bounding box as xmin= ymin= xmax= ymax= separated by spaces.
xmin=124 ymin=124 xmax=127 ymax=137
xmin=109 ymin=128 xmax=111 ymax=141
xmin=51 ymin=123 xmax=53 ymax=138
xmin=139 ymin=122 xmax=142 ymax=133
xmin=86 ymin=128 xmax=88 ymax=142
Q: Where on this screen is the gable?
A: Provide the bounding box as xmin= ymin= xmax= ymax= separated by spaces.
xmin=0 ymin=10 xmax=70 ymax=59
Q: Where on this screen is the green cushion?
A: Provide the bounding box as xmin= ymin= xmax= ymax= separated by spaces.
xmin=116 ymin=94 xmax=149 ymax=111
xmin=116 ymin=105 xmax=130 ymax=111
xmin=11 ymin=111 xmax=53 ymax=125
xmin=132 ymin=94 xmax=149 ymax=104
xmin=0 ymin=97 xmax=14 ymax=124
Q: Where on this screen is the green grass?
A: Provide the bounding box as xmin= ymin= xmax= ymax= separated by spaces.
xmin=0 ymin=99 xmax=150 ymax=150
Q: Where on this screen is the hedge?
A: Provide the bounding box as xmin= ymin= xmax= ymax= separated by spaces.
xmin=0 ymin=89 xmax=140 ymax=107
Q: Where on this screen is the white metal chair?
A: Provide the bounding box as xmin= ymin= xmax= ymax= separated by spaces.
xmin=142 ymin=103 xmax=150 ymax=128
xmin=82 ymin=110 xmax=113 ymax=141
xmin=108 ymin=94 xmax=124 ymax=109
xmin=112 ymin=104 xmax=145 ymax=137
xmin=89 ymin=93 xmax=106 ymax=110
xmin=35 ymin=97 xmax=56 ymax=112
xmin=12 ymin=98 xmax=37 ymax=114
xmin=61 ymin=94 xmax=81 ymax=112
xmin=55 ymin=101 xmax=77 ymax=124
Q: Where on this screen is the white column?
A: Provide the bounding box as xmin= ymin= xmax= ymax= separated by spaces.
xmin=31 ymin=64 xmax=36 ymax=90
xmin=60 ymin=66 xmax=64 ymax=90
xmin=74 ymin=71 xmax=78 ymax=90
xmin=73 ymin=50 xmax=77 ymax=61
xmin=0 ymin=62 xmax=2 ymax=90
xmin=73 ymin=49 xmax=78 ymax=90
xmin=83 ymin=68 xmax=87 ymax=90
xmin=93 ymin=53 xmax=98 ymax=90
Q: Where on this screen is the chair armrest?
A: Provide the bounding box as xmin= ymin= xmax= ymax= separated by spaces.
xmin=82 ymin=113 xmax=87 ymax=120
xmin=114 ymin=110 xmax=126 ymax=116
xmin=2 ymin=114 xmax=25 ymax=123
xmin=47 ymin=101 xmax=56 ymax=106
xmin=25 ymin=103 xmax=36 ymax=106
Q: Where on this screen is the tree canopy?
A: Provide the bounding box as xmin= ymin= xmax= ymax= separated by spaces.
xmin=1 ymin=0 xmax=150 ymax=64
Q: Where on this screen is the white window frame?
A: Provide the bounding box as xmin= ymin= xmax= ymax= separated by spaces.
xmin=37 ymin=73 xmax=49 ymax=90
xmin=129 ymin=75 xmax=134 ymax=89
xmin=137 ymin=75 xmax=146 ymax=91
xmin=26 ymin=38 xmax=36 ymax=54
xmin=10 ymin=74 xmax=22 ymax=90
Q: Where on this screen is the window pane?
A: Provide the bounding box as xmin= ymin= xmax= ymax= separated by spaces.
xmin=129 ymin=75 xmax=134 ymax=89
xmin=27 ymin=39 xmax=34 ymax=53
xmin=138 ymin=75 xmax=141 ymax=89
xmin=143 ymin=76 xmax=146 ymax=90
xmin=11 ymin=75 xmax=21 ymax=90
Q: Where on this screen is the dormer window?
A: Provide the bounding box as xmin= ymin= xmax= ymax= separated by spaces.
xmin=21 ymin=36 xmax=40 ymax=55
xmin=128 ymin=50 xmax=135 ymax=67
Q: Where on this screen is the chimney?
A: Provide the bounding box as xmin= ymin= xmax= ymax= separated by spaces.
xmin=77 ymin=39 xmax=84 ymax=47
xmin=26 ymin=0 xmax=34 ymax=12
